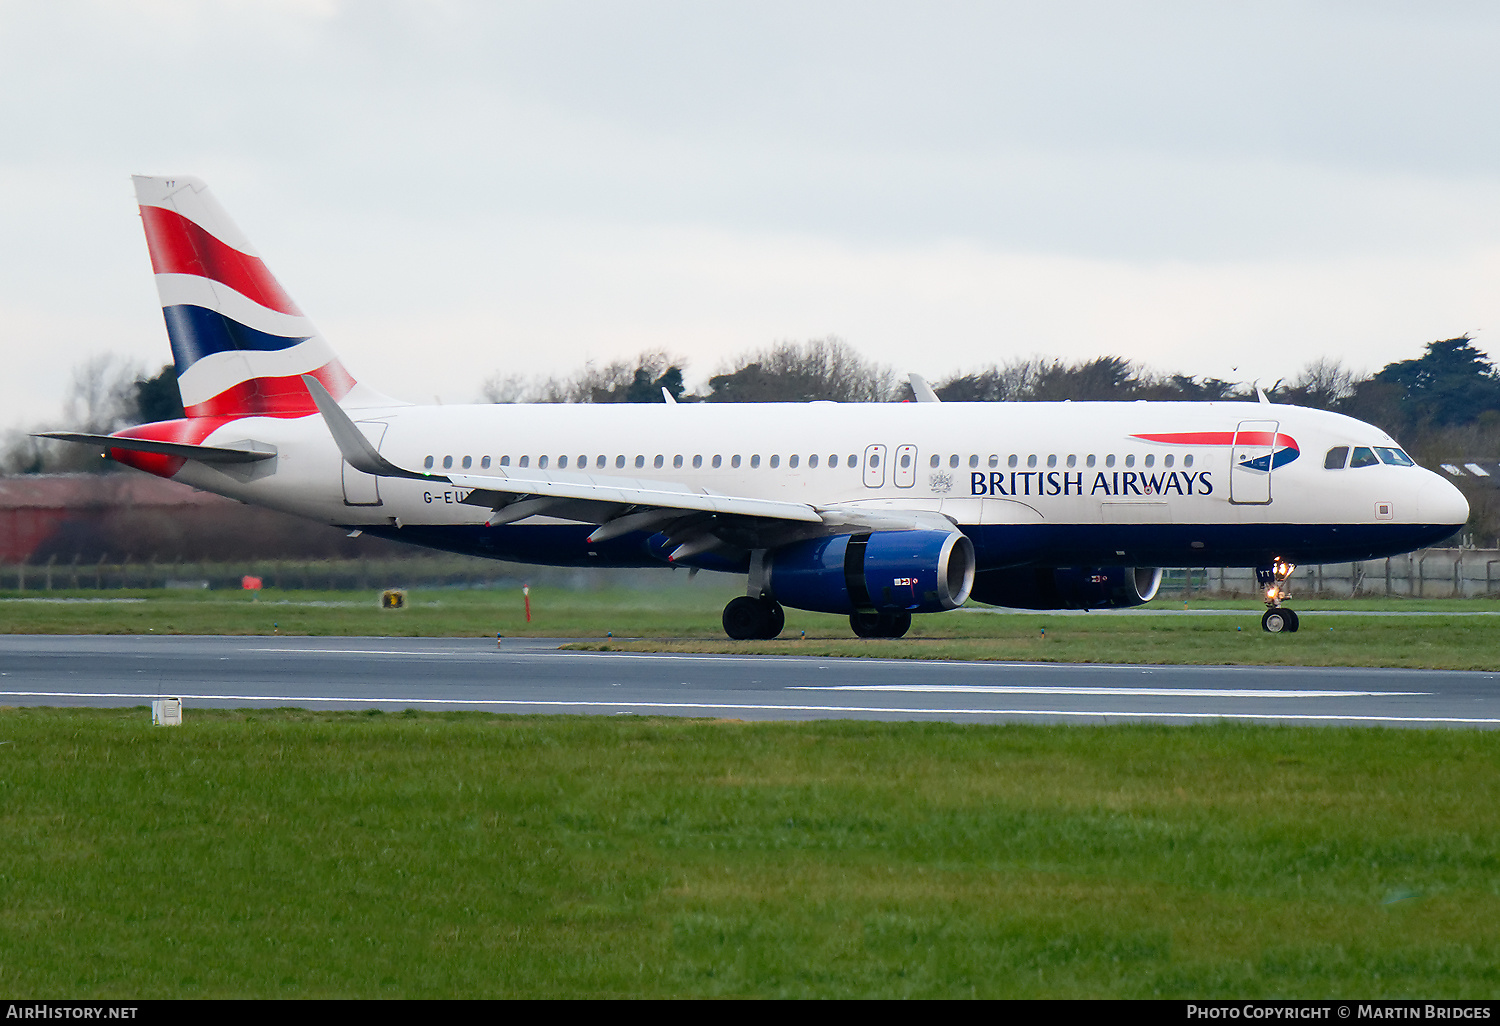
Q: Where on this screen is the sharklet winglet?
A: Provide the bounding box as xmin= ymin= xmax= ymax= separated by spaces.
xmin=301 ymin=375 xmax=444 ymax=483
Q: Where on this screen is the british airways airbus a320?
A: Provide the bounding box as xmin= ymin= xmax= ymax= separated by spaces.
xmin=44 ymin=177 xmax=1469 ymax=638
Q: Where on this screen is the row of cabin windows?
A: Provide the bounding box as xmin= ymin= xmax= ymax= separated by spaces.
xmin=1324 ymin=446 xmax=1414 ymax=470
xmin=914 ymin=452 xmax=1192 ymax=470
xmin=421 ymin=451 xmax=1196 ymax=472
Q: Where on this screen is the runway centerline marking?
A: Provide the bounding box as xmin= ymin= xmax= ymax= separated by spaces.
xmin=790 ymin=685 xmax=1428 ymax=698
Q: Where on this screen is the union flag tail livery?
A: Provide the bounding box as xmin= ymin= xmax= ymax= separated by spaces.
xmin=40 ymin=176 xmax=1471 ymax=638
xmin=133 ymin=175 xmax=390 ymax=418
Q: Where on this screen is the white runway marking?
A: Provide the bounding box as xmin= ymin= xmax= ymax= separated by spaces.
xmin=790 ymin=684 xmax=1427 ymax=698
xmin=1 ymin=690 xmax=1496 ymax=725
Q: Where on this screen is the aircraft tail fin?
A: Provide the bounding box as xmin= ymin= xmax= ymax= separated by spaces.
xmin=132 ymin=175 xmax=395 ymax=418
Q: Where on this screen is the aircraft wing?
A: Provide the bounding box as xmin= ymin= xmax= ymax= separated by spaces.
xmin=303 ymin=375 xmax=956 ymax=558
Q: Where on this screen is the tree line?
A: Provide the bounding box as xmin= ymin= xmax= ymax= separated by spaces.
xmin=8 ymin=334 xmax=1500 ymax=539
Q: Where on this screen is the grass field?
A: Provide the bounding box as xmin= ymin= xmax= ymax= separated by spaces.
xmin=6 ymin=585 xmax=1500 ymax=669
xmin=0 ymin=708 xmax=1496 ymax=998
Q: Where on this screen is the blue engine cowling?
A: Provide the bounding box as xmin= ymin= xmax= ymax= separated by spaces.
xmin=769 ymin=530 xmax=975 ymax=615
xmin=969 ymin=566 xmax=1163 ymax=610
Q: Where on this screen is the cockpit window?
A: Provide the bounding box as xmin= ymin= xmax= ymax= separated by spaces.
xmin=1324 ymin=446 xmax=1349 ymax=470
xmin=1349 ymin=446 xmax=1380 ymax=468
xmin=1375 ymin=447 xmax=1415 ymax=467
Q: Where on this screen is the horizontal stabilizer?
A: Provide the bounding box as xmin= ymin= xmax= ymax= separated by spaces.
xmin=36 ymin=431 xmax=277 ymax=464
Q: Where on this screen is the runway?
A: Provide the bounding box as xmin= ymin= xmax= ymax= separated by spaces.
xmin=2 ymin=635 xmax=1498 ymax=727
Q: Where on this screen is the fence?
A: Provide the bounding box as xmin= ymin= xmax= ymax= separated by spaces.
xmin=0 ymin=554 xmax=687 ymax=593
xmin=4 ymin=548 xmax=1497 ymax=599
xmin=1160 ymin=548 xmax=1500 ymax=599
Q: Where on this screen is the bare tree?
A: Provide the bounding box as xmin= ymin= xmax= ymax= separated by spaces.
xmin=706 ymin=336 xmax=899 ymax=402
xmin=481 ymin=351 xmax=686 ymax=404
xmin=1285 ymin=357 xmax=1359 ymax=410
xmin=65 ymin=354 xmax=143 ymax=434
xmin=479 ymin=372 xmax=529 ymax=404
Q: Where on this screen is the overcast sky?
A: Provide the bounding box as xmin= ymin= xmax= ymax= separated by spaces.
xmin=4 ymin=0 xmax=1500 ymax=428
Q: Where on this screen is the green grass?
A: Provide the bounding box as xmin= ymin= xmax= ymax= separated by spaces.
xmin=0 ymin=708 xmax=1495 ymax=997
xmin=8 ymin=586 xmax=1500 ymax=668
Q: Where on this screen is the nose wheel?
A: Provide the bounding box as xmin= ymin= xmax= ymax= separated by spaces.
xmin=1256 ymin=560 xmax=1299 ymax=633
xmin=1261 ymin=608 xmax=1299 ymax=633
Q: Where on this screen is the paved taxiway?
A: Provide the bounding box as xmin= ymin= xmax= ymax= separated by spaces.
xmin=1 ymin=635 xmax=1497 ymax=727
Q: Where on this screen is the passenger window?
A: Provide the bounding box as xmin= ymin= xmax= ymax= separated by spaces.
xmin=596 ymin=455 xmax=606 ymax=469
xmin=461 ymin=456 xmax=472 ymax=469
xmin=732 ymin=455 xmax=742 ymax=468
xmin=809 ymin=454 xmax=819 ymax=468
xmin=1087 ymin=455 xmax=1096 ymax=468
xmin=1124 ymin=455 xmax=1135 ymax=468
xmin=424 ymin=456 xmax=434 ymax=469
xmin=481 ymin=456 xmax=491 ymax=469
xmin=655 ymin=455 xmax=665 ymax=469
xmin=1026 ymin=455 xmax=1037 ymax=468
xmin=1376 ymin=447 xmax=1415 ymax=467
xmin=519 ymin=456 xmax=529 ymax=468
xmin=828 ymin=455 xmax=838 ymax=468
xmin=1066 ymin=455 xmax=1076 ymax=468
xmin=989 ymin=455 xmax=999 ymax=468
xmin=712 ymin=455 xmax=722 ymax=468
xmin=691 ymin=454 xmax=702 ymax=469
xmin=616 ymin=455 xmax=625 ymax=468
xmin=1008 ymin=455 xmax=1019 ymax=468
xmin=1143 ymin=454 xmax=1154 ymax=468
xmin=969 ymin=455 xmax=979 ymax=469
xmin=1324 ymin=446 xmax=1349 ymax=470
xmin=442 ymin=456 xmax=453 ymax=469
xmin=499 ymin=456 xmax=510 ymax=467
xmin=1163 ymin=454 xmax=1173 ymax=468
xmin=1184 ymin=454 xmax=1193 ymax=468
xmin=635 ymin=455 xmax=645 ymax=468
xmin=1350 ymin=447 xmax=1379 ymax=468
xmin=789 ymin=455 xmax=799 ymax=468
xmin=929 ymin=454 xmax=939 ymax=468
xmin=1105 ymin=455 xmax=1115 ymax=468
xmin=770 ymin=455 xmax=780 ymax=468
xmin=949 ymin=454 xmax=959 ymax=469
xmin=751 ymin=455 xmax=761 ymax=468
xmin=673 ymin=455 xmax=683 ymax=468
xmin=1047 ymin=455 xmax=1057 ymax=468
xmin=901 ymin=453 xmax=912 ymax=469
xmin=538 ymin=456 xmax=548 ymax=469
xmin=847 ymin=454 xmax=858 ymax=467
xmin=558 ymin=456 xmax=568 ymax=469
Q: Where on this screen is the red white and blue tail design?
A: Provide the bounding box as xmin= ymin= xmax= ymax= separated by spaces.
xmin=133 ymin=175 xmax=393 ymax=418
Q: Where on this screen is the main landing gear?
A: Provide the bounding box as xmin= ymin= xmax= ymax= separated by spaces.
xmin=1257 ymin=560 xmax=1300 ymax=633
xmin=722 ymin=595 xmax=785 ymax=640
xmin=849 ymin=609 xmax=912 ymax=639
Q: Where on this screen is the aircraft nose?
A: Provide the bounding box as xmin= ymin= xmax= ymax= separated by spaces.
xmin=1419 ymin=470 xmax=1469 ymax=527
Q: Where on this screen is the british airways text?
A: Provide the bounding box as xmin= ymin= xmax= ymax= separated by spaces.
xmin=970 ymin=471 xmax=1214 ymax=497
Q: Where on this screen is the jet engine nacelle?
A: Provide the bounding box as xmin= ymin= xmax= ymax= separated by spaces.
xmin=769 ymin=530 xmax=975 ymax=615
xmin=969 ymin=566 xmax=1163 ymax=610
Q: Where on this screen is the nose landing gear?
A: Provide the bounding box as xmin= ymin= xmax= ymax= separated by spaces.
xmin=1256 ymin=560 xmax=1299 ymax=633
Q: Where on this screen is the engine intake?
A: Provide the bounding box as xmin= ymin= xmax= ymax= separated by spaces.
xmin=770 ymin=530 xmax=975 ymax=615
xmin=969 ymin=566 xmax=1163 ymax=610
